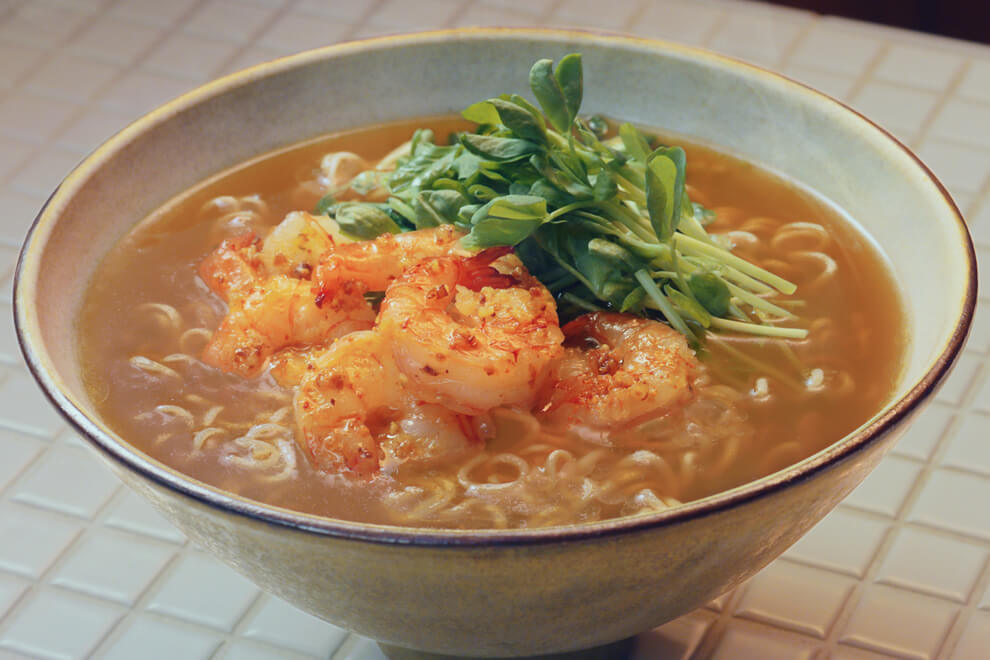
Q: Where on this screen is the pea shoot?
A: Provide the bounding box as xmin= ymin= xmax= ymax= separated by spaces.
xmin=318 ymin=54 xmax=807 ymax=345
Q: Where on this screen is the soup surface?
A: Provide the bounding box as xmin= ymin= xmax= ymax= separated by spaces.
xmin=78 ymin=117 xmax=905 ymax=529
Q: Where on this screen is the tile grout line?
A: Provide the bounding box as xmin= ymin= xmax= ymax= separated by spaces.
xmin=1 ymin=0 xmax=258 ymax=655
xmin=13 ymin=0 xmax=257 ymax=185
xmin=0 ymin=0 xmax=198 ymax=221
xmin=933 ymin=357 xmax=990 ymax=659
xmin=856 ymin=342 xmax=990 ymax=657
xmin=817 ymin=349 xmax=980 ymax=651
xmin=939 ymin=551 xmax=990 ymax=660
xmin=0 ymin=0 xmax=119 ymax=194
xmin=618 ymin=0 xmax=652 ymax=34
xmin=905 ymin=54 xmax=973 ymax=151
xmin=190 ymin=0 xmax=305 ymax=88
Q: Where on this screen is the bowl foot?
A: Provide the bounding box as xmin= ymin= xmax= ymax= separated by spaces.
xmin=377 ymin=636 xmax=636 ymax=660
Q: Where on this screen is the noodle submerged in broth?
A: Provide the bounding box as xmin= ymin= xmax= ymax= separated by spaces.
xmin=78 ymin=116 xmax=905 ymax=529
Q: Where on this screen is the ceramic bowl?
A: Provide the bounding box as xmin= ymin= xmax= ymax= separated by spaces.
xmin=14 ymin=29 xmax=976 ymax=658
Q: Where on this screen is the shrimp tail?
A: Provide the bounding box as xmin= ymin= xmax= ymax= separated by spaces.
xmin=460 ymin=247 xmax=518 ymax=291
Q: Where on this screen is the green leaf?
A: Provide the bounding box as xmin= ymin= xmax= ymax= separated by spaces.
xmin=592 ymin=169 xmax=617 ymax=201
xmin=462 ymin=194 xmax=548 ymax=248
xmin=462 ymin=100 xmax=501 ymax=126
xmin=619 ymin=123 xmax=651 ymax=162
xmin=451 ymin=151 xmax=483 ymax=180
xmin=531 ymin=153 xmax=593 ymax=199
xmin=555 ymin=53 xmax=583 ymax=126
xmin=634 ymin=269 xmax=696 ymax=342
xmin=588 ymin=237 xmax=637 ymax=268
xmin=387 ymin=197 xmax=417 ymax=225
xmin=474 ymin=195 xmax=547 ymax=222
xmin=467 ymin=183 xmax=500 ymax=202
xmin=569 ymin=234 xmax=615 ymax=295
xmin=431 ymin=178 xmax=467 ymax=194
xmin=334 ymin=203 xmax=401 ymax=240
xmin=645 ymin=157 xmax=671 ymax=241
xmin=414 ymin=190 xmax=471 ymax=228
xmin=507 ymin=94 xmax=545 ymax=127
xmin=529 ymin=58 xmax=571 ymax=133
xmin=620 ymin=287 xmax=646 ymax=313
xmin=387 ymin=138 xmax=458 ymax=195
xmin=601 ymin=280 xmax=639 ymax=308
xmin=491 ymin=98 xmax=546 ymax=143
xmin=414 ymin=128 xmax=440 ymax=153
xmin=313 ymin=193 xmax=335 ymax=216
xmin=688 ymin=271 xmax=731 ymax=316
xmin=460 ymin=133 xmax=540 ymax=162
xmin=665 ymin=285 xmax=713 ymax=328
xmin=645 ymin=148 xmax=686 ymax=242
xmin=652 ymin=145 xmax=686 ymax=231
xmin=457 ymin=203 xmax=480 ymax=226
xmin=529 ymin=178 xmax=574 ymax=208
xmin=693 ymin=201 xmax=716 ymax=226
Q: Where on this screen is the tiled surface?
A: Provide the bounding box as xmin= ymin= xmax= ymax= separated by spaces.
xmin=1 ymin=0 xmax=988 ymax=658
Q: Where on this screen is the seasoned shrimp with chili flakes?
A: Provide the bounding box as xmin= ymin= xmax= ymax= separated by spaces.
xmin=199 ymin=211 xmax=346 ymax=298
xmin=199 ymin=211 xmax=376 ymax=378
xmin=311 ymin=224 xmax=465 ymax=301
xmin=200 ymin=222 xmax=470 ymax=378
xmin=294 ymin=330 xmax=489 ymax=476
xmin=378 ymin=248 xmax=565 ymax=416
xmin=538 ymin=312 xmax=698 ymax=441
xmin=202 ymin=275 xmax=375 ymax=379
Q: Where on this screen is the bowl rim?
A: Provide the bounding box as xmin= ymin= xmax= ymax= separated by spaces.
xmin=14 ymin=27 xmax=978 ymax=547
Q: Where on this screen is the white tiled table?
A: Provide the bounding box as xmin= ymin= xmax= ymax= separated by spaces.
xmin=1 ymin=1 xmax=988 ymax=658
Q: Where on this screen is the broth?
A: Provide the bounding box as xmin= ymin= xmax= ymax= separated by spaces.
xmin=77 ymin=117 xmax=905 ymax=529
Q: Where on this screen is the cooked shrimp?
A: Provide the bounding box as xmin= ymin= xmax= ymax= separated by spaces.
xmin=198 ymin=231 xmax=261 ymax=299
xmin=538 ymin=312 xmax=698 ymax=440
xmin=199 ymin=212 xmax=374 ymax=378
xmin=202 ymin=275 xmax=375 ymax=378
xmin=294 ymin=330 xmax=486 ymax=476
xmin=257 ymin=211 xmax=350 ymax=277
xmin=311 ymin=224 xmax=465 ymax=299
xmin=378 ymin=248 xmax=564 ymax=415
xmin=199 ymin=211 xmax=347 ymax=297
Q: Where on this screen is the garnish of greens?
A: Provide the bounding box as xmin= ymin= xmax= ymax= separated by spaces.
xmin=315 ymin=54 xmax=808 ymax=345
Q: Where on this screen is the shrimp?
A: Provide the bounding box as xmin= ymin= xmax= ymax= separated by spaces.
xmin=538 ymin=312 xmax=698 ymax=441
xmin=257 ymin=211 xmax=350 ymax=277
xmin=311 ymin=224 xmax=465 ymax=298
xmin=198 ymin=231 xmax=261 ymax=300
xmin=202 ymin=275 xmax=375 ymax=378
xmin=199 ymin=212 xmax=375 ymax=378
xmin=199 ymin=211 xmax=347 ymax=298
xmin=377 ymin=248 xmax=565 ymax=415
xmin=294 ymin=330 xmax=487 ymax=476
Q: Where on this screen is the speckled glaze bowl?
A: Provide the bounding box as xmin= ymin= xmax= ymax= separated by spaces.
xmin=15 ymin=29 xmax=977 ymax=658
